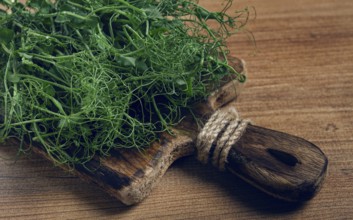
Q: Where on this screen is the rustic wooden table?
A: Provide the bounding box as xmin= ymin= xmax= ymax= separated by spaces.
xmin=1 ymin=0 xmax=353 ymax=219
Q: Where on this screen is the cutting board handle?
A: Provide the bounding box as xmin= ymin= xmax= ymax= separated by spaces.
xmin=196 ymin=109 xmax=328 ymax=202
xmin=226 ymin=124 xmax=328 ymax=202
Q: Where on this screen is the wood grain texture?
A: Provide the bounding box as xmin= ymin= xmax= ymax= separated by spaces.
xmin=1 ymin=0 xmax=353 ymax=219
xmin=226 ymin=124 xmax=327 ymax=202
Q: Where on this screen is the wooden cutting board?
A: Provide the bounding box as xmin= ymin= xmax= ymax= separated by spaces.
xmin=30 ymin=57 xmax=327 ymax=205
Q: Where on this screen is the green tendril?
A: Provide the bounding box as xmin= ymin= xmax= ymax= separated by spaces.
xmin=0 ymin=0 xmax=250 ymax=169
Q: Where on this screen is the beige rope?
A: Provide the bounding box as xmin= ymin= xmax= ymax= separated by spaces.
xmin=196 ymin=107 xmax=250 ymax=171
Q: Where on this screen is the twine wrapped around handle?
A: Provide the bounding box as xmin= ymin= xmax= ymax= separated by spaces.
xmin=196 ymin=107 xmax=328 ymax=202
xmin=196 ymin=108 xmax=250 ymax=171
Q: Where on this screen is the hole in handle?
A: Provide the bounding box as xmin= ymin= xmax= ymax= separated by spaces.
xmin=267 ymin=148 xmax=299 ymax=167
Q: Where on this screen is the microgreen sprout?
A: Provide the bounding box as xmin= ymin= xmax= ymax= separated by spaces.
xmin=0 ymin=0 xmax=249 ymax=168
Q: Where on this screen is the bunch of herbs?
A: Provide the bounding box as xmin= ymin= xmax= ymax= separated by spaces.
xmin=0 ymin=0 xmax=249 ymax=167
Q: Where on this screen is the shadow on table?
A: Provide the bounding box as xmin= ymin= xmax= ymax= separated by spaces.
xmin=173 ymin=156 xmax=306 ymax=215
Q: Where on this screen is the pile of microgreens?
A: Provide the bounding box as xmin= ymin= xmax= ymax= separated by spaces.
xmin=0 ymin=0 xmax=249 ymax=168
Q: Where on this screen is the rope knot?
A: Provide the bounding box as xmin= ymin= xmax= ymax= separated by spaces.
xmin=196 ymin=107 xmax=250 ymax=171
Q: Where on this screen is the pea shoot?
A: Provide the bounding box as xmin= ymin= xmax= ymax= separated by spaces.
xmin=0 ymin=0 xmax=249 ymax=168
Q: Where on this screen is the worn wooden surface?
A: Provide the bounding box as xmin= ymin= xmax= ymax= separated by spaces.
xmin=1 ymin=0 xmax=353 ymax=219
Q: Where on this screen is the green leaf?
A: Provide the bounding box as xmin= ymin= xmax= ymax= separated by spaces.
xmin=58 ymin=118 xmax=67 ymax=129
xmin=0 ymin=28 xmax=14 ymax=45
xmin=84 ymin=16 xmax=99 ymax=27
xmin=7 ymin=74 xmax=20 ymax=83
xmin=176 ymin=79 xmax=186 ymax=86
xmin=27 ymin=0 xmax=53 ymax=13
xmin=144 ymin=7 xmax=163 ymax=20
xmin=118 ymin=55 xmax=136 ymax=67
xmin=136 ymin=59 xmax=148 ymax=71
xmin=0 ymin=9 xmax=7 ymax=18
xmin=43 ymin=83 xmax=55 ymax=97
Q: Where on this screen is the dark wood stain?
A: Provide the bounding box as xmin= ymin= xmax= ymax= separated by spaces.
xmin=133 ymin=169 xmax=145 ymax=178
xmin=226 ymin=125 xmax=328 ymax=202
xmin=267 ymin=148 xmax=299 ymax=167
xmin=76 ymin=159 xmax=131 ymax=190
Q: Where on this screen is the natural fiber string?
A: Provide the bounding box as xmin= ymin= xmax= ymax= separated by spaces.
xmin=196 ymin=107 xmax=250 ymax=171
